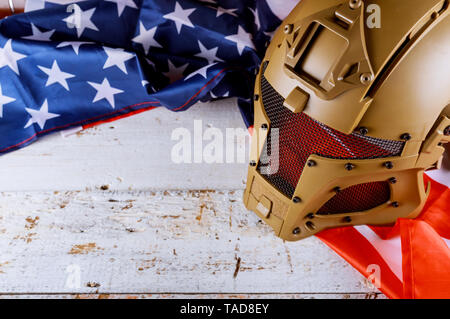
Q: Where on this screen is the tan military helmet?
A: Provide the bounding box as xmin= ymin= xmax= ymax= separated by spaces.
xmin=244 ymin=0 xmax=450 ymax=241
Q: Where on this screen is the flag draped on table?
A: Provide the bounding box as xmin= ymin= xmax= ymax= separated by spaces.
xmin=0 ymin=0 xmax=284 ymax=152
xmin=0 ymin=0 xmax=448 ymax=299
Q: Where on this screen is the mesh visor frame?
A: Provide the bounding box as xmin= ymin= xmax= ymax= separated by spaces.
xmin=244 ymin=64 xmax=428 ymax=241
xmin=257 ymin=70 xmax=405 ymax=203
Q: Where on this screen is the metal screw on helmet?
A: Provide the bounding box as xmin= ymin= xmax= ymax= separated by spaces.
xmin=384 ymin=161 xmax=394 ymax=169
xmin=333 ymin=186 xmax=341 ymax=193
xmin=284 ymin=24 xmax=293 ymax=34
xmin=305 ymin=221 xmax=316 ymax=231
xmin=292 ymin=227 xmax=301 ymax=235
xmin=389 ymin=177 xmax=397 ymax=184
xmin=307 ymin=160 xmax=317 ymax=167
xmin=345 ymin=163 xmax=355 ymax=171
xmin=293 ymin=196 xmax=301 ymax=203
xmin=392 ymin=202 xmax=400 ymax=208
xmin=444 ymin=126 xmax=450 ymax=136
xmin=249 ymin=161 xmax=257 ymax=167
xmin=349 ymin=0 xmax=362 ymax=9
xmin=261 ymin=123 xmax=268 ymax=130
xmin=343 ymin=216 xmax=352 ymax=223
xmin=401 ymin=133 xmax=412 ymax=141
xmin=254 ymin=94 xmax=259 ymax=101
xmin=358 ymin=127 xmax=369 ymax=135
xmin=360 ymin=73 xmax=373 ymax=85
xmin=306 ymin=213 xmax=315 ymax=219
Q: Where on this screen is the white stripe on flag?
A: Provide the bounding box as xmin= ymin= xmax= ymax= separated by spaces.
xmin=425 ymin=170 xmax=450 ymax=188
xmin=354 ymin=225 xmax=403 ymax=281
xmin=25 ymin=0 xmax=88 ymax=12
xmin=265 ymin=0 xmax=301 ymax=21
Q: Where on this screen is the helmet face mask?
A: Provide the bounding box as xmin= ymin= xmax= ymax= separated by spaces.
xmin=244 ymin=0 xmax=450 ymax=241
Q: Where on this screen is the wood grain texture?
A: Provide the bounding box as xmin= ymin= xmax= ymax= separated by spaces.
xmin=0 ymin=190 xmax=378 ymax=295
xmin=0 ymin=293 xmax=385 ymax=299
xmin=0 ymin=100 xmax=387 ymax=298
xmin=0 ymin=100 xmax=250 ymax=192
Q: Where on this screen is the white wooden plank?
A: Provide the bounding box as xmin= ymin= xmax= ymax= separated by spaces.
xmin=0 ymin=189 xmax=379 ymax=295
xmin=0 ymin=293 xmax=386 ymax=299
xmin=0 ymin=100 xmax=251 ymax=192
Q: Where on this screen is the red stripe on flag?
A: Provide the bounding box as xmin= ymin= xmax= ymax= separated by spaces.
xmin=317 ymin=227 xmax=404 ymax=299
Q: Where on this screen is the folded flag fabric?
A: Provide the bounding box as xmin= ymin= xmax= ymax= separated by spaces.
xmin=0 ymin=0 xmax=285 ymax=153
xmin=0 ymin=0 xmax=449 ymax=299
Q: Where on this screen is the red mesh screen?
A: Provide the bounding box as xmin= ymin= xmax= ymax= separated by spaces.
xmin=317 ymin=182 xmax=391 ymax=215
xmin=257 ymin=67 xmax=404 ymax=201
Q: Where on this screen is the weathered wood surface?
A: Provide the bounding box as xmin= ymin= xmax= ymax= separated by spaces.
xmin=0 ymin=100 xmax=385 ymax=298
xmin=0 ymin=190 xmax=379 ymax=295
xmin=0 ymin=293 xmax=385 ymax=299
xmin=0 ymin=100 xmax=250 ymax=192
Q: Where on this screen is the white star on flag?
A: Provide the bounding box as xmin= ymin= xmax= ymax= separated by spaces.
xmin=210 ymin=90 xmax=229 ymax=99
xmin=103 ymin=47 xmax=135 ymax=74
xmin=195 ymin=41 xmax=223 ymax=64
xmin=144 ymin=57 xmax=155 ymax=68
xmin=38 ymin=60 xmax=75 ymax=91
xmin=0 ymin=39 xmax=27 ymax=75
xmin=163 ymin=2 xmax=196 ymax=34
xmin=0 ymin=85 xmax=15 ymax=118
xmin=264 ymin=30 xmax=276 ymax=39
xmin=185 ymin=63 xmax=217 ymax=81
xmin=22 ymin=23 xmax=55 ymax=41
xmin=163 ymin=60 xmax=189 ymax=83
xmin=249 ymin=8 xmax=261 ymax=31
xmin=88 ymin=78 xmax=124 ymax=109
xmin=132 ymin=22 xmax=162 ymax=54
xmin=225 ymin=26 xmax=255 ymax=55
xmin=105 ymin=0 xmax=138 ymax=16
xmin=63 ymin=7 xmax=99 ymax=38
xmin=216 ymin=7 xmax=238 ymax=17
xmin=24 ymin=99 xmax=60 ymax=130
xmin=56 ymin=41 xmax=92 ymax=55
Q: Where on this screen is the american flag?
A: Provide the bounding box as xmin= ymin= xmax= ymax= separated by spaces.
xmin=0 ymin=0 xmax=449 ymax=299
xmin=0 ymin=0 xmax=299 ymax=153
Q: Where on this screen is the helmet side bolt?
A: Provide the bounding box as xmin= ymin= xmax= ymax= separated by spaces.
xmin=358 ymin=127 xmax=369 ymax=136
xmin=306 ymin=213 xmax=315 ymax=219
xmin=343 ymin=216 xmax=352 ymax=223
xmin=349 ymin=0 xmax=362 ymax=9
xmin=392 ymin=201 xmax=400 ymax=208
xmin=307 ymin=160 xmax=317 ymax=167
xmin=293 ymin=196 xmax=302 ymax=204
xmin=401 ymin=133 xmax=412 ymax=141
xmin=345 ymin=163 xmax=355 ymax=171
xmin=444 ymin=126 xmax=450 ymax=136
xmin=333 ymin=187 xmax=341 ymax=193
xmin=254 ymin=94 xmax=259 ymax=101
xmin=360 ymin=73 xmax=373 ymax=85
xmin=384 ymin=161 xmax=394 ymax=169
xmin=292 ymin=227 xmax=301 ymax=235
xmin=284 ymin=24 xmax=293 ymax=34
xmin=306 ymin=221 xmax=316 ymax=231
xmin=261 ymin=123 xmax=268 ymax=130
xmin=249 ymin=161 xmax=257 ymax=167
xmin=389 ymin=177 xmax=397 ymax=184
